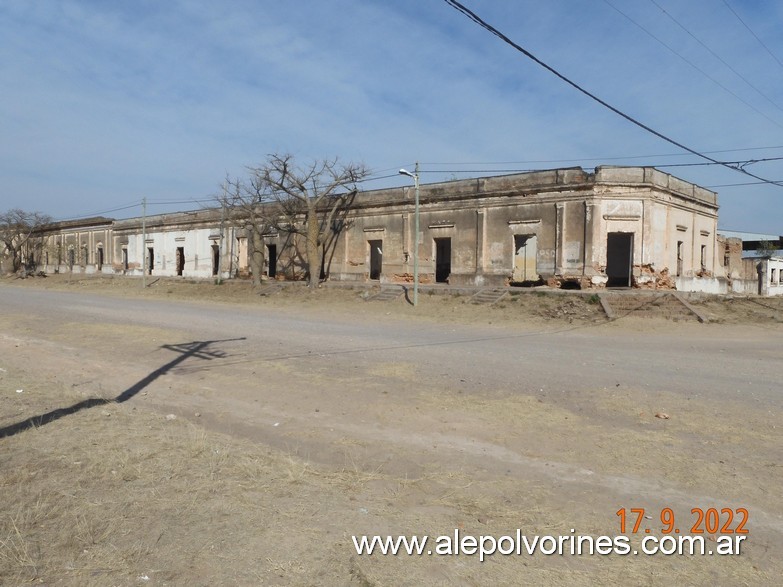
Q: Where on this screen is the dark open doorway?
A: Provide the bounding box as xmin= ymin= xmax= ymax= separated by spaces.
xmin=176 ymin=247 xmax=185 ymax=276
xmin=606 ymin=232 xmax=634 ymax=287
xmin=369 ymin=240 xmax=382 ymax=280
xmin=96 ymin=247 xmax=104 ymax=271
xmin=211 ymin=244 xmax=220 ymax=276
xmin=435 ymin=237 xmax=451 ymax=283
xmin=267 ymin=244 xmax=277 ymax=278
xmin=147 ymin=247 xmax=154 ymax=275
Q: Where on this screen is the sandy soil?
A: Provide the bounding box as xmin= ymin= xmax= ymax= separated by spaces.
xmin=1 ymin=274 xmax=781 ymax=586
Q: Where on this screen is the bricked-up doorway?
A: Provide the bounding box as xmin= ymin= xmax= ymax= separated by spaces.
xmin=606 ymin=232 xmax=634 ymax=287
xmin=368 ymin=240 xmax=382 ymax=280
xmin=435 ymin=237 xmax=451 ymax=283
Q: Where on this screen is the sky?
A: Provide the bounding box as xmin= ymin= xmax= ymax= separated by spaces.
xmin=2 ymin=0 xmax=783 ymax=233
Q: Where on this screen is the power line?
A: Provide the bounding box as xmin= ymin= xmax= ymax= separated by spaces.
xmin=707 ymin=180 xmax=783 ymax=188
xmin=52 ymin=202 xmax=141 ymax=221
xmin=649 ymin=0 xmax=783 ymax=115
xmin=442 ymin=0 xmax=783 ymax=188
xmin=147 ymin=198 xmax=215 ymax=206
xmin=358 ymin=173 xmax=401 ymax=184
xmin=603 ymin=0 xmax=783 ymax=129
xmin=722 ymin=0 xmax=783 ymax=73
xmin=417 ymin=156 xmax=783 ymax=175
xmin=421 ymin=144 xmax=783 ymax=166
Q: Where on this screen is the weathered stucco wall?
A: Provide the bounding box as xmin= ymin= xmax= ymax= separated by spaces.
xmin=36 ymin=166 xmax=729 ymax=292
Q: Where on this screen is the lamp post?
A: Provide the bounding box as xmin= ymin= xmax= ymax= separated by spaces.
xmin=399 ymin=162 xmax=420 ymax=306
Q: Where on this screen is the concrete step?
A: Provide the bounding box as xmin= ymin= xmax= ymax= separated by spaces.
xmin=368 ymin=287 xmax=404 ymax=302
xmin=470 ymin=289 xmax=509 ymax=305
xmin=600 ymin=293 xmax=700 ymax=321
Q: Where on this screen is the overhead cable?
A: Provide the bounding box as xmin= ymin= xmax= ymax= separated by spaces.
xmin=602 ymin=0 xmax=783 ymax=128
xmin=649 ymin=0 xmax=783 ymax=115
xmin=442 ymin=0 xmax=783 ymax=188
xmin=722 ymin=0 xmax=783 ymax=72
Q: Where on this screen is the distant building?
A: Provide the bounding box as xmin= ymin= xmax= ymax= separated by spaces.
xmin=717 ymin=230 xmax=783 ymax=258
xmin=38 ymin=166 xmax=732 ymax=293
xmin=717 ymin=231 xmax=783 ymax=296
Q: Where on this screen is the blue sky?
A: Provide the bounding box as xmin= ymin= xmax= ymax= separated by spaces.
xmin=2 ymin=0 xmax=783 ymax=233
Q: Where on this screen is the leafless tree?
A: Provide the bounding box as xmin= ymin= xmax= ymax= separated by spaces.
xmin=257 ymin=154 xmax=368 ymax=288
xmin=221 ymin=154 xmax=368 ymax=288
xmin=0 ymin=209 xmax=52 ymax=274
xmin=217 ymin=175 xmax=276 ymax=287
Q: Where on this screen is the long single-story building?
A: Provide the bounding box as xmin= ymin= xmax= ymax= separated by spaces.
xmin=35 ymin=166 xmax=739 ymax=292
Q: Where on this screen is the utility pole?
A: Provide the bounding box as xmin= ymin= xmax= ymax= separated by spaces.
xmin=141 ymin=197 xmax=147 ymax=288
xmin=398 ymin=162 xmax=420 ymax=306
xmin=413 ymin=161 xmax=420 ymax=307
xmin=217 ymin=190 xmax=226 ymax=285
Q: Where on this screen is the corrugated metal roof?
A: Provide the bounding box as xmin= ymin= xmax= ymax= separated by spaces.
xmin=718 ymin=230 xmax=782 ymax=241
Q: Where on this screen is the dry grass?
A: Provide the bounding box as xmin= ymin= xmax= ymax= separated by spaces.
xmin=1 ymin=369 xmax=776 ymax=585
xmin=1 ymin=276 xmax=781 ymax=585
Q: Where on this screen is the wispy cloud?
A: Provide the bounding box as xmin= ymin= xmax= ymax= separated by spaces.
xmin=1 ymin=0 xmax=782 ymax=231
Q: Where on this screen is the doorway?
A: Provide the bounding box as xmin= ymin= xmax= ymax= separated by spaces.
xmin=147 ymin=247 xmax=154 ymax=275
xmin=267 ymin=244 xmax=277 ymax=278
xmin=513 ymin=234 xmax=538 ymax=283
xmin=435 ymin=237 xmax=451 ymax=283
xmin=176 ymin=247 xmax=185 ymax=276
xmin=369 ymin=240 xmax=382 ymax=280
xmin=211 ymin=244 xmax=220 ymax=276
xmin=606 ymin=232 xmax=633 ymax=287
xmin=96 ymin=247 xmax=104 ymax=271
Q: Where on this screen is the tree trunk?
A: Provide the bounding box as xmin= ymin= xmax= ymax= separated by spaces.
xmin=306 ymin=206 xmax=320 ymax=288
xmin=250 ymin=228 xmax=265 ymax=287
xmin=12 ymin=248 xmax=22 ymax=273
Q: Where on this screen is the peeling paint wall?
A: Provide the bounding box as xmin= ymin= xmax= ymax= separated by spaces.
xmin=37 ymin=166 xmax=726 ymax=292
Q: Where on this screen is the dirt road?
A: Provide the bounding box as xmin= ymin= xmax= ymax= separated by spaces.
xmin=1 ymin=279 xmax=781 ymax=585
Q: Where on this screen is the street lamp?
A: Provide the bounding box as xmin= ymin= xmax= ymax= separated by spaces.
xmin=399 ymin=162 xmax=420 ymax=307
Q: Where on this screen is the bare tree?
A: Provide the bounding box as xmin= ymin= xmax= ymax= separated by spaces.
xmin=217 ymin=176 xmax=275 ymax=287
xmin=257 ymin=154 xmax=368 ymax=288
xmin=0 ymin=209 xmax=52 ymax=274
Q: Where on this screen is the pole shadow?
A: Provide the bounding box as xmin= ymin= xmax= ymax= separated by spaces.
xmin=402 ymin=285 xmax=413 ymax=306
xmin=0 ymin=337 xmax=245 ymax=440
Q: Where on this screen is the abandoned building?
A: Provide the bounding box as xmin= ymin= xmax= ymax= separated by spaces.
xmin=717 ymin=231 xmax=783 ymax=296
xmin=34 ymin=165 xmax=764 ymax=294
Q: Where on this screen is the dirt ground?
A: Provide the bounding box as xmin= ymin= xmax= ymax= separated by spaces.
xmin=1 ymin=274 xmax=781 ymax=586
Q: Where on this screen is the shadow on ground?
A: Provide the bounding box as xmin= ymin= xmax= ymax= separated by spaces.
xmin=0 ymin=337 xmax=245 ymax=439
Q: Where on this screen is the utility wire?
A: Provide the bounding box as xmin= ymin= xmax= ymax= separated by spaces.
xmin=722 ymin=0 xmax=783 ymax=73
xmin=707 ymin=180 xmax=783 ymax=188
xmin=649 ymin=0 xmax=783 ymax=115
xmin=422 ymin=147 xmax=783 ymax=168
xmin=422 ymin=145 xmax=783 ymax=166
xmin=52 ymin=202 xmax=141 ymax=221
xmin=417 ymin=156 xmax=783 ymax=175
xmin=603 ymin=0 xmax=783 ymax=129
xmin=442 ymin=0 xmax=783 ymax=188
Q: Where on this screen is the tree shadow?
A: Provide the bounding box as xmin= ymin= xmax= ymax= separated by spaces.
xmin=0 ymin=337 xmax=246 ymax=440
